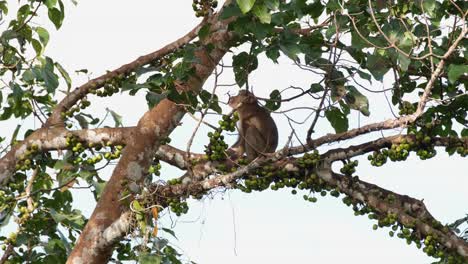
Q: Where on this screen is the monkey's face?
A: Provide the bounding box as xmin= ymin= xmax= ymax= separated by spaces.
xmin=228 ymin=90 xmax=255 ymax=108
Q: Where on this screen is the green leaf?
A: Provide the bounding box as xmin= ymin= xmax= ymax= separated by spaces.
xmin=17 ymin=4 xmax=30 ymax=22
xmin=232 ymin=52 xmax=258 ymax=87
xmin=22 ymin=70 xmax=35 ymax=83
xmin=75 ymin=69 xmax=88 ymax=74
xmin=265 ymin=89 xmax=281 ymax=111
xmin=31 ymin=39 xmax=43 ymax=56
xmin=326 ymin=0 xmax=341 ymax=12
xmin=308 ymin=0 xmax=324 ymax=19
xmin=74 ymin=114 xmax=88 ymax=129
xmin=199 ymin=90 xmax=222 ymax=113
xmin=36 ymin=27 xmax=50 ymax=47
xmin=132 ymin=200 xmax=144 ymax=212
xmin=422 ymin=0 xmax=437 ymax=17
xmin=366 ymin=54 xmax=390 ymax=81
xmin=56 ymin=229 xmax=72 ymax=254
xmin=42 ymin=58 xmax=59 ymax=93
xmin=398 ymin=53 xmax=410 ymax=72
xmin=279 ymin=43 xmax=300 ymax=61
xmin=198 ymin=24 xmax=211 ymax=41
xmin=49 ymin=209 xmax=85 ymax=230
xmin=237 ymin=0 xmax=256 ymax=14
xmin=45 ymin=0 xmax=58 ymax=9
xmin=309 ymin=83 xmax=324 ymax=93
xmin=106 ymin=108 xmax=123 ymax=127
xmin=92 ymin=181 xmax=106 ymax=200
xmin=48 ymin=7 xmax=63 ymax=29
xmin=461 ymin=128 xmax=468 ymax=137
xmin=325 ymin=107 xmax=349 ymax=133
xmin=10 ymin=124 xmax=21 ymax=145
xmin=44 ymin=239 xmax=67 ymax=257
xmin=447 ymin=64 xmax=468 ymax=84
xmin=330 ymin=84 xmax=346 ymax=102
xmin=344 ymin=86 xmax=370 ymax=116
xmin=265 ymin=0 xmax=279 ymax=10
xmin=278 ymin=31 xmax=301 ymax=61
xmin=55 ymin=62 xmax=72 ymax=90
xmin=0 ymin=1 xmax=8 ymax=15
xmin=356 ymin=69 xmax=372 ymax=83
xmin=161 ymin=228 xmax=178 ymax=239
xmin=252 ymin=4 xmax=271 ymax=24
xmin=351 ymin=32 xmax=368 ymax=50
xmin=220 ymin=4 xmax=242 ymax=20
xmin=139 ymin=253 xmax=162 ymax=264
xmin=265 ymin=46 xmax=280 ymax=63
xmin=56 ymin=170 xmax=75 ymax=188
xmin=146 ymin=91 xmax=166 ymax=109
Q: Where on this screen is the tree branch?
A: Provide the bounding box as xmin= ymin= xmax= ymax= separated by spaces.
xmin=45 ymin=19 xmax=207 ymax=127
xmin=66 ymin=6 xmax=234 ymax=263
xmin=328 ymin=171 xmax=468 ymax=259
xmin=323 ymin=135 xmax=467 ymax=162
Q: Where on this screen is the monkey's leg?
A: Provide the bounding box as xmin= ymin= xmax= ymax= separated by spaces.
xmin=244 ymin=126 xmax=267 ymax=161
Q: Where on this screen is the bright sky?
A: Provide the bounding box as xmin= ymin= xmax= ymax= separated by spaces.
xmin=1 ymin=1 xmax=467 ymax=263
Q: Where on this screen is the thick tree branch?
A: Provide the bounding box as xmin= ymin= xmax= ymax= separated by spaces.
xmin=296 ymin=25 xmax=466 ymax=151
xmin=66 ymin=7 xmax=234 ymax=263
xmin=323 ymin=135 xmax=467 ymax=162
xmin=99 ymin=146 xmax=468 ymax=259
xmin=328 ymin=171 xmax=468 ymax=259
xmin=286 ymin=15 xmax=467 ymax=148
xmin=0 ymin=18 xmax=207 ymax=185
xmin=0 ymin=124 xmax=200 ymax=185
xmin=0 ymin=127 xmax=131 ymax=184
xmin=45 ymin=19 xmax=207 ymax=127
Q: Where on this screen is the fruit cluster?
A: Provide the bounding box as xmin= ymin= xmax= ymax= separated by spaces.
xmin=236 ymin=151 xmax=325 ymax=196
xmin=296 ymin=150 xmax=320 ymax=169
xmin=367 ymin=150 xmax=387 ymax=166
xmin=65 ymin=134 xmax=124 ymax=165
xmin=15 ymin=143 xmax=39 ymax=171
xmin=60 ymin=97 xmax=91 ymax=121
xmin=168 ymin=199 xmax=189 ymax=217
xmin=454 ymin=145 xmax=467 ymax=157
xmin=413 ymin=131 xmax=437 ymax=160
xmin=204 ymin=113 xmax=238 ymax=161
xmin=148 ymin=161 xmax=162 ymax=177
xmin=368 ymin=140 xmax=412 ymax=167
xmin=192 ymin=0 xmax=218 ymax=17
xmin=367 ymin=132 xmax=446 ymax=166
xmin=340 ymin=160 xmax=358 ymax=176
xmin=387 ymin=140 xmax=411 ymax=161
xmin=342 ymin=193 xmax=464 ymax=263
xmin=398 ymin=100 xmax=416 ymax=115
xmin=167 ymin=178 xmax=182 ymax=185
xmin=89 ymin=74 xmax=132 ymax=98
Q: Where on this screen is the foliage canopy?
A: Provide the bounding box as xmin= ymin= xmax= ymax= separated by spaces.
xmin=0 ymin=0 xmax=467 ymax=263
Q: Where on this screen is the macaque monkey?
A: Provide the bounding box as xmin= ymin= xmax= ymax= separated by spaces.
xmin=228 ymin=90 xmax=278 ymax=161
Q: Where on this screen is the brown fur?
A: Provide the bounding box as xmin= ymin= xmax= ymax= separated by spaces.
xmin=228 ymin=90 xmax=278 ymax=161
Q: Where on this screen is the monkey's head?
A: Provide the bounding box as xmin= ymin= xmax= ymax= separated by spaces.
xmin=228 ymin=90 xmax=257 ymax=109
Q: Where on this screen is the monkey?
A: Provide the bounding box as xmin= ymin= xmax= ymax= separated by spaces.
xmin=179 ymin=90 xmax=277 ymax=184
xmin=228 ymin=90 xmax=278 ymax=161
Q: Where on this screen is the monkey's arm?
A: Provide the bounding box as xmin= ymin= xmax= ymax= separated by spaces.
xmin=227 ymin=122 xmax=245 ymax=159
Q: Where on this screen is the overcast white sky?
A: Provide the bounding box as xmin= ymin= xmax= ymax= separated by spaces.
xmin=1 ymin=1 xmax=467 ymax=263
